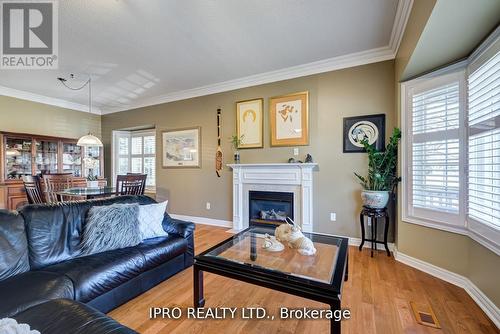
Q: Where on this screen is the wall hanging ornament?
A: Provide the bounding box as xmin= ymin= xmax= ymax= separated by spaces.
xmin=216 ymin=108 xmax=223 ymax=177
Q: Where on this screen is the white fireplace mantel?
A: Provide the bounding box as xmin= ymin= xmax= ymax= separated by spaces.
xmin=227 ymin=163 xmax=318 ymax=232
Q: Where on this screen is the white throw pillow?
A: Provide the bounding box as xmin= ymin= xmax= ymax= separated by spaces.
xmin=138 ymin=201 xmax=168 ymax=240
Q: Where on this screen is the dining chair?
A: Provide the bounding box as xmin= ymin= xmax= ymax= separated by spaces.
xmin=22 ymin=175 xmax=46 ymax=204
xmin=43 ymin=173 xmax=74 ymax=203
xmin=116 ymin=174 xmax=147 ymax=195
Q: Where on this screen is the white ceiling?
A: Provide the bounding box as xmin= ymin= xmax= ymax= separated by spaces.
xmin=0 ymin=0 xmax=411 ymax=114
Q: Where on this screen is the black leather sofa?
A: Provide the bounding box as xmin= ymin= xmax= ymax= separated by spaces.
xmin=0 ymin=195 xmax=195 ymax=333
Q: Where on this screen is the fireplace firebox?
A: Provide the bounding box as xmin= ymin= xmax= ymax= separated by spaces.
xmin=249 ymin=190 xmax=294 ymax=226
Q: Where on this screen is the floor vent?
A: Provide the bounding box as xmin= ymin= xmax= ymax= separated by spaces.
xmin=410 ymin=301 xmax=441 ymax=329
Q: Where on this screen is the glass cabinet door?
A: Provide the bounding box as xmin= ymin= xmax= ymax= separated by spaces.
xmin=35 ymin=140 xmax=58 ymax=175
xmin=84 ymin=146 xmax=101 ymax=178
xmin=62 ymin=143 xmax=82 ymax=177
xmin=5 ymin=137 xmax=32 ymax=180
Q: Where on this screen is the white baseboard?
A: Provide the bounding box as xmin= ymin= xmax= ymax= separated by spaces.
xmin=170 ymin=214 xmax=233 ymax=228
xmin=394 ymin=248 xmax=500 ymax=328
xmin=348 ymin=237 xmax=395 ymax=252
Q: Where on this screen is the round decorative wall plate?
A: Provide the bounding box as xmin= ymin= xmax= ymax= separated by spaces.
xmin=348 ymin=121 xmax=379 ymax=147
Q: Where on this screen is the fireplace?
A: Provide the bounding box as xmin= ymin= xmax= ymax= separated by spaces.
xmin=249 ymin=190 xmax=294 ymax=226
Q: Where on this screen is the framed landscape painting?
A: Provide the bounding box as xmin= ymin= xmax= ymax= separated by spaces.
xmin=343 ymin=114 xmax=385 ymax=153
xmin=236 ymin=98 xmax=263 ymax=148
xmin=270 ymin=91 xmax=309 ymax=146
xmin=162 ymin=127 xmax=201 ymax=168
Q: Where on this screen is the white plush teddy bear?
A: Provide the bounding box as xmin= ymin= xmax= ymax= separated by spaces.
xmin=274 ymin=218 xmax=317 ymax=256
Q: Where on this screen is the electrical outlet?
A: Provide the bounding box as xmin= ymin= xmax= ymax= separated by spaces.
xmin=330 ymin=213 xmax=336 ymax=221
xmin=293 ymin=147 xmax=299 ymax=156
xmin=206 ymin=202 xmax=211 ymax=210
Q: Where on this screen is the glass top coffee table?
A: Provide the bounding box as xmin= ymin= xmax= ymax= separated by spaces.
xmin=194 ymin=225 xmax=349 ymax=333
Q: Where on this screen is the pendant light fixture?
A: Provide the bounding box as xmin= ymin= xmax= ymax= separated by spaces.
xmin=57 ymin=74 xmax=103 ymax=147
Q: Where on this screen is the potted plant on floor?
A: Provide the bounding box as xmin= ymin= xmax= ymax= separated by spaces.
xmin=354 ymin=128 xmax=401 ymax=209
xmin=229 ymin=134 xmax=244 ymax=163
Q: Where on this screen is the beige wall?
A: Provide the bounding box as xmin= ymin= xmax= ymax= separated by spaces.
xmin=0 ymin=96 xmax=101 ymax=140
xmin=102 ymin=60 xmax=395 ymax=238
xmin=395 ymin=0 xmax=500 ymax=308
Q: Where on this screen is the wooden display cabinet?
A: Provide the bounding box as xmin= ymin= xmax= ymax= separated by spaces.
xmin=0 ymin=132 xmax=105 ymax=210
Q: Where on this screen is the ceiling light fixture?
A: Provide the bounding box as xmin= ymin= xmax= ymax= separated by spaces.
xmin=57 ymin=74 xmax=103 ymax=147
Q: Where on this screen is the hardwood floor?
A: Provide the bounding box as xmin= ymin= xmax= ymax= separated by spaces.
xmin=109 ymin=224 xmax=498 ymax=334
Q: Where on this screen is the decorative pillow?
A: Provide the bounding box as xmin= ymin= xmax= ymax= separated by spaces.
xmin=138 ymin=201 xmax=168 ymax=240
xmin=81 ymin=203 xmax=141 ymax=256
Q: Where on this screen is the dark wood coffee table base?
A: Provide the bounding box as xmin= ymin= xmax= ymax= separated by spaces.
xmin=193 ymin=253 xmax=348 ymax=333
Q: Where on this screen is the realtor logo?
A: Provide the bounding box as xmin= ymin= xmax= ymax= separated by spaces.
xmin=1 ymin=0 xmax=58 ymax=69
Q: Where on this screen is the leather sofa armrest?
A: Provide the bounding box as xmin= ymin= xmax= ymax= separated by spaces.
xmin=162 ymin=215 xmax=195 ymax=238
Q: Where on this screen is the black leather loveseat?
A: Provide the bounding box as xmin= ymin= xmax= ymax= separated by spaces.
xmin=0 ymin=195 xmax=195 ymax=333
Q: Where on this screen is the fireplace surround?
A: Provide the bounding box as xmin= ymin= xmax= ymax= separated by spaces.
xmin=228 ymin=163 xmax=317 ymax=231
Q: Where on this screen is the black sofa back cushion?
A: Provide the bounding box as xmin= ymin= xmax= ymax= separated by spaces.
xmin=20 ymin=195 xmax=156 ymax=270
xmin=0 ymin=210 xmax=30 ymax=280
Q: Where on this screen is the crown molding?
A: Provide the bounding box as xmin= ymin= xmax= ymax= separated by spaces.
xmin=0 ymin=0 xmax=413 ymax=115
xmin=389 ymin=0 xmax=414 ymax=54
xmin=102 ymin=45 xmax=395 ymax=114
xmin=0 ymin=85 xmax=102 ymax=114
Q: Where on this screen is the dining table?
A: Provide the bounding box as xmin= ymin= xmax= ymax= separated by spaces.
xmin=58 ymin=186 xmax=117 ymax=200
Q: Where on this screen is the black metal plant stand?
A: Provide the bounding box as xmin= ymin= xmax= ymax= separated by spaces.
xmin=359 ymin=206 xmax=390 ymax=257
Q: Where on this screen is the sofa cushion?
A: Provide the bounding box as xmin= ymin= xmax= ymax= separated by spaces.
xmin=135 ymin=235 xmax=188 ymax=269
xmin=0 ymin=271 xmax=74 ymax=318
xmin=20 ymin=195 xmax=157 ymax=269
xmin=13 ymin=299 xmax=137 ymax=334
xmin=0 ymin=210 xmax=30 ymax=280
xmin=43 ymin=247 xmax=146 ymax=303
xmin=81 ymin=203 xmax=141 ymax=256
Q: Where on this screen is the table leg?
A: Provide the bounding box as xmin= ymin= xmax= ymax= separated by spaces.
xmin=384 ymin=215 xmax=390 ymax=257
xmin=370 ymin=217 xmax=374 ymax=257
xmin=344 ymin=251 xmax=349 ymax=282
xmin=330 ymin=300 xmax=341 ymax=334
xmin=193 ymin=265 xmax=205 ymax=308
xmin=250 ymin=231 xmax=257 ymax=261
xmin=359 ymin=213 xmax=365 ymax=251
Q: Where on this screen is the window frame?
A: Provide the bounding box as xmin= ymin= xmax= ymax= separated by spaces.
xmin=112 ymin=129 xmax=156 ymax=191
xmin=401 ymin=30 xmax=500 ymax=255
xmin=401 ymin=70 xmax=468 ymax=235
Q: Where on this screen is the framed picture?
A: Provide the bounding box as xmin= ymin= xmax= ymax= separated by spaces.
xmin=343 ymin=114 xmax=385 ymax=153
xmin=162 ymin=127 xmax=201 ymax=168
xmin=270 ymin=91 xmax=309 ymax=146
xmin=236 ymin=98 xmax=264 ymax=148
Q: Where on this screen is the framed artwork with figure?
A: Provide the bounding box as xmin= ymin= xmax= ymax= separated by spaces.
xmin=270 ymin=91 xmax=309 ymax=146
xmin=343 ymin=114 xmax=385 ymax=153
xmin=162 ymin=127 xmax=201 ymax=168
xmin=236 ymin=98 xmax=263 ymax=148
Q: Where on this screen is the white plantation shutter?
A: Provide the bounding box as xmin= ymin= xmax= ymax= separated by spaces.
xmin=406 ymin=72 xmax=465 ymax=226
xmin=468 ymin=50 xmax=500 ymax=230
xmin=113 ymin=130 xmax=156 ymax=190
xmin=403 ymin=33 xmax=500 ymax=252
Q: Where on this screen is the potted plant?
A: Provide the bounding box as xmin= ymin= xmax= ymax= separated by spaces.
xmin=354 ymin=128 xmax=401 ymax=209
xmin=229 ymin=134 xmax=244 ymax=163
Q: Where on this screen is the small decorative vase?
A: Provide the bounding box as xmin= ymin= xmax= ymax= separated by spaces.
xmin=234 ymin=151 xmax=240 ymax=163
xmin=361 ymin=190 xmax=389 ymax=209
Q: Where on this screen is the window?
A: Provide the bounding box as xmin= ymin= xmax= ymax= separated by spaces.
xmin=467 ymin=48 xmax=500 ymax=250
xmin=113 ymin=130 xmax=156 ymax=190
xmin=402 ymin=33 xmax=500 ymax=254
xmin=404 ymin=72 xmax=465 ymax=229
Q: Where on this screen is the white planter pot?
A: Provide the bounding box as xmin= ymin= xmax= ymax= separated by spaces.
xmin=361 ymin=190 xmax=389 ymax=209
xmin=87 ymin=180 xmax=99 ymax=188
